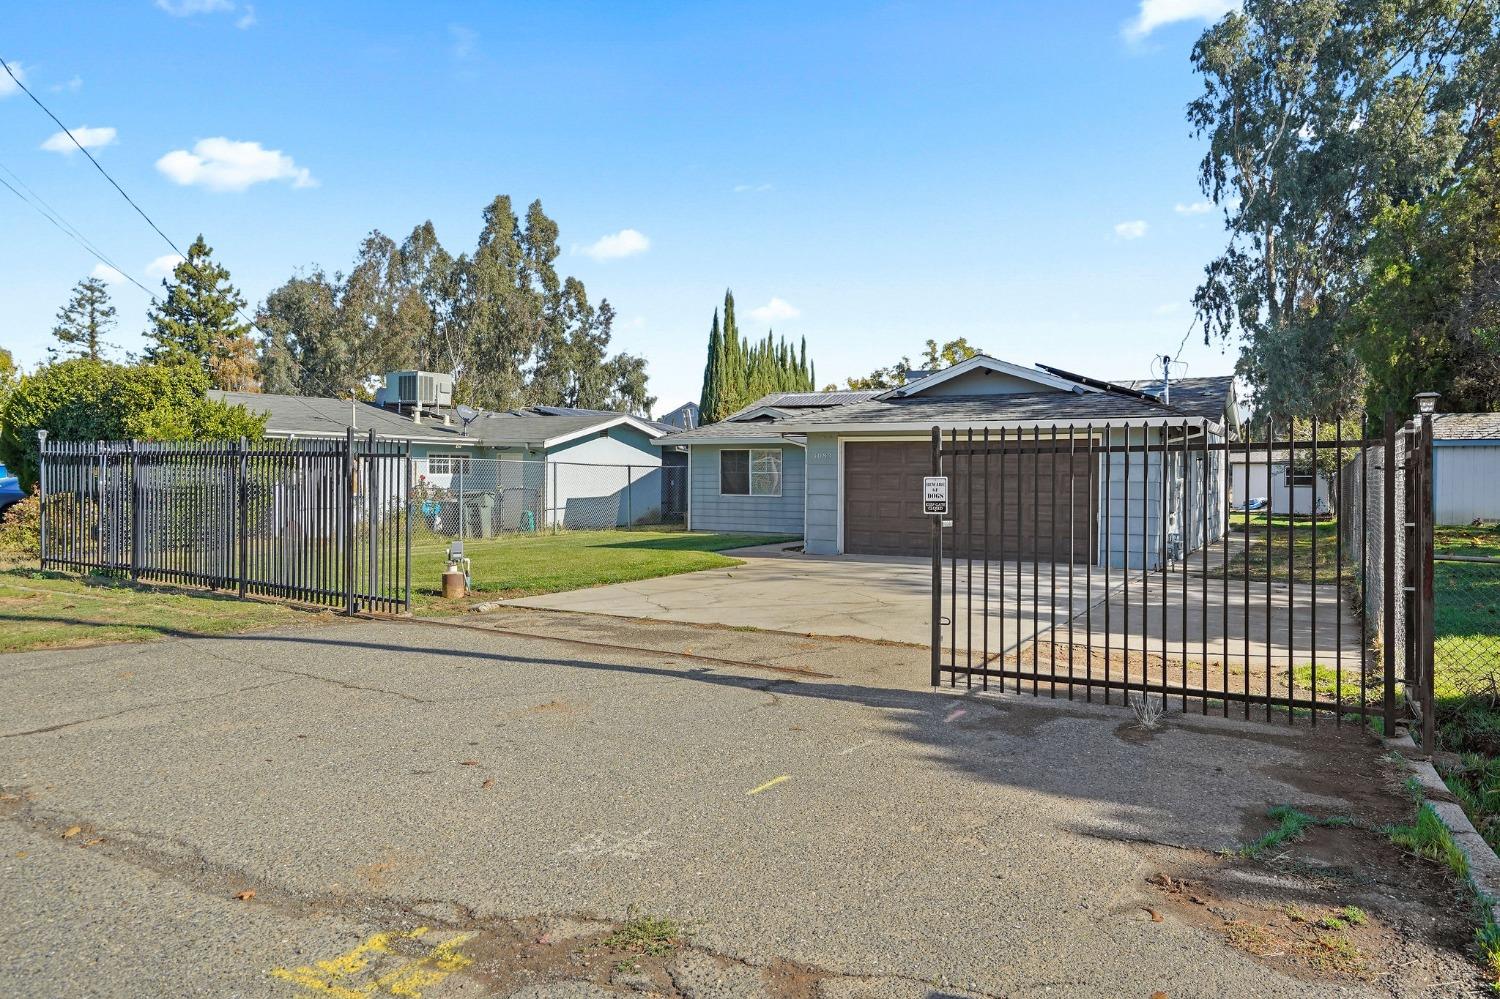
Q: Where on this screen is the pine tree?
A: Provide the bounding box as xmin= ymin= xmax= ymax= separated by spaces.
xmin=146 ymin=235 xmax=259 ymax=390
xmin=50 ymin=277 xmax=116 ymax=361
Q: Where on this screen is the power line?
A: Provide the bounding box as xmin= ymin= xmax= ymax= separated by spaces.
xmin=0 ymin=172 xmax=161 ymax=301
xmin=1 ymin=57 xmax=185 ymax=260
xmin=1 ymin=55 xmax=276 ymax=340
xmin=0 ymin=158 xmax=145 ymax=293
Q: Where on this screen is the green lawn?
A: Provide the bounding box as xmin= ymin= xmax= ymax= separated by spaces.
xmin=1221 ymin=511 xmax=1352 ymax=585
xmin=0 ymin=562 xmax=328 ymax=654
xmin=409 ymin=529 xmax=794 ymax=611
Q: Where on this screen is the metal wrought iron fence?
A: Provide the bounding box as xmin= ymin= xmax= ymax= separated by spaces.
xmin=407 ymin=457 xmax=686 ymax=550
xmin=37 ymin=430 xmax=411 ymax=613
xmin=927 ymin=415 xmax=1404 ymax=728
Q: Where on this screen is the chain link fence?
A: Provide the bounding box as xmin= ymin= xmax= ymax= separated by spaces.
xmin=1433 ymin=526 xmax=1500 ymax=703
xmin=408 ymin=457 xmax=687 ymax=549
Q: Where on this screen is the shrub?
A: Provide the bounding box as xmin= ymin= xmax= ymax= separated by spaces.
xmin=0 ymin=356 xmax=266 ymax=490
xmin=0 ymin=490 xmax=40 ymax=561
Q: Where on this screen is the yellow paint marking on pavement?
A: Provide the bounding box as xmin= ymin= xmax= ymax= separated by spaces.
xmin=746 ymin=775 xmax=790 ymax=796
xmin=269 ymin=926 xmax=476 ymax=998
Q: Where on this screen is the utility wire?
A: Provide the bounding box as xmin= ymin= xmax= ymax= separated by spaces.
xmin=1 ymin=55 xmax=273 ymax=340
xmin=0 ymin=173 xmax=161 ymax=301
xmin=0 ymin=158 xmax=142 ymax=292
xmin=1 ymin=57 xmax=184 ymax=259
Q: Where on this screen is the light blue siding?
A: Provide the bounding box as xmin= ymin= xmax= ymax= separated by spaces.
xmin=547 ymin=425 xmax=665 ymax=527
xmin=689 ymin=444 xmax=805 ymax=535
xmin=803 ymin=434 xmax=840 ymax=554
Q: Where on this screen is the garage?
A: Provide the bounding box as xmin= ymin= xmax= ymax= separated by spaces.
xmin=842 ymin=440 xmax=1096 ymax=561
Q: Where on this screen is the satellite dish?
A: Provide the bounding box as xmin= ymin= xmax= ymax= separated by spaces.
xmin=456 ymin=405 xmax=479 ymax=430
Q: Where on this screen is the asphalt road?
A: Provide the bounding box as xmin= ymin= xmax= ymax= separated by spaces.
xmin=0 ymin=612 xmax=1477 ymax=998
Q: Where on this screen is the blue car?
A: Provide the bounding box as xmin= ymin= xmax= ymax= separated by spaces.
xmin=0 ymin=463 xmax=24 ymax=516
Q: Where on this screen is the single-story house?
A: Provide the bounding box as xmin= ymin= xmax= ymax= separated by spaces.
xmin=654 ymin=355 xmax=1238 ymax=568
xmin=212 ymin=372 xmax=682 ymax=532
xmin=1433 ymin=412 xmax=1500 ymax=524
xmin=1227 ymin=450 xmax=1333 ymax=516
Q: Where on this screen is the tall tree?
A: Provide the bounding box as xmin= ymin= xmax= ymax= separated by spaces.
xmin=257 ymin=270 xmax=349 ymax=396
xmin=696 ymin=290 xmax=816 ymax=421
xmin=846 ymin=338 xmax=981 ymax=390
xmin=50 ymin=277 xmax=115 ymax=361
xmin=1188 ymin=0 xmax=1500 ymax=417
xmin=699 ymin=309 xmax=723 ymax=421
xmin=146 ymin=235 xmax=259 ymax=391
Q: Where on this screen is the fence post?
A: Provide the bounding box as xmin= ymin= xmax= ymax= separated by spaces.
xmin=1417 ymin=398 xmax=1437 ymax=755
xmin=130 ymin=441 xmax=142 ymax=581
xmin=1382 ymin=412 xmax=1397 ymax=737
xmin=237 ymin=437 xmax=249 ymax=598
xmin=627 ymin=465 xmax=634 ymax=527
xmin=35 ymin=430 xmax=49 ymax=570
xmin=930 ymin=425 xmax=942 ymax=687
xmin=552 ymin=460 xmax=559 ymax=534
xmin=404 ymin=441 xmax=412 ymax=612
xmin=367 ymin=429 xmax=378 ymax=607
xmin=344 ymin=426 xmax=355 ymax=615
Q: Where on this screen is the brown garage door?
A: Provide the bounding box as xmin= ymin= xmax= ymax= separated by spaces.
xmin=843 ymin=440 xmax=1096 ymax=561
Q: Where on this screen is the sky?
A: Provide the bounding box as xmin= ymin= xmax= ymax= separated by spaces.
xmin=0 ymin=0 xmax=1242 ymax=415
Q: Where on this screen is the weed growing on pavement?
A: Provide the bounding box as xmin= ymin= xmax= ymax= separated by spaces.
xmin=1238 ymin=806 xmax=1355 ymax=859
xmin=1385 ymin=804 xmax=1469 ymax=878
xmin=600 ymin=913 xmax=683 ymax=958
xmin=1129 ymin=693 xmax=1165 ymax=729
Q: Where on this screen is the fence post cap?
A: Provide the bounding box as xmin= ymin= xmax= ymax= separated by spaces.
xmin=36 ymin=429 xmax=48 ymax=446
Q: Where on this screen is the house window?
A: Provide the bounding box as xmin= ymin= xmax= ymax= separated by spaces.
xmin=1284 ymin=468 xmax=1315 ymax=486
xmin=720 ymin=448 xmax=782 ymax=497
xmin=427 ymin=453 xmax=471 ymax=475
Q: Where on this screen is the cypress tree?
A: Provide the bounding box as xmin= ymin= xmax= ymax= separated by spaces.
xmin=699 ymin=309 xmax=722 ymax=419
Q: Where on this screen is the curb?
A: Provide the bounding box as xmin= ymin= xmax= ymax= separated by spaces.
xmin=1388 ymin=731 xmax=1500 ymax=924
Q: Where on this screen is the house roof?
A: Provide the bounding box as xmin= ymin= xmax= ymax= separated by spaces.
xmin=774 ymin=383 xmax=1232 ymax=431
xmin=211 ymin=392 xmax=667 ymax=448
xmin=210 ymin=391 xmax=469 ymax=443
xmin=657 ymin=390 xmax=881 ymax=443
xmin=1434 ymin=412 xmax=1500 ymax=440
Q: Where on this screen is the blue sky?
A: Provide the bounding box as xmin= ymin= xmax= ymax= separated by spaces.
xmin=1 ymin=0 xmax=1240 ymax=413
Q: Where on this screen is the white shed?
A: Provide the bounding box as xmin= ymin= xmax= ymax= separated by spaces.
xmin=1433 ymin=412 xmax=1500 ymax=525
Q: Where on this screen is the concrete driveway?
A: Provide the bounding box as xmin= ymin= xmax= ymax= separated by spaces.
xmin=0 ymin=610 xmax=1482 ymax=997
xmin=507 ymin=545 xmax=1366 ymax=682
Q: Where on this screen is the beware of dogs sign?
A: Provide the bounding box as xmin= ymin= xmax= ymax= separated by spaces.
xmin=922 ymin=476 xmax=948 ymax=515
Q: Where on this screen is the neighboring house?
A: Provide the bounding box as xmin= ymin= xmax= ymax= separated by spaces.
xmin=1227 ymin=451 xmax=1333 ymax=516
xmin=1433 ymin=412 xmax=1500 ymax=524
xmin=654 ymin=355 xmax=1239 ymax=568
xmin=212 ymin=372 xmax=681 ymax=532
xmin=658 ymin=401 xmax=700 ymax=431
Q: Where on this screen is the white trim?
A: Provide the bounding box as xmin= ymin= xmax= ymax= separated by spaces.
xmin=775 ymin=416 xmax=1217 ymax=434
xmin=717 ymin=447 xmax=784 ymax=498
xmin=891 ymin=355 xmax=1096 ymax=398
xmin=263 ymin=428 xmax=470 ymax=445
xmin=728 ymin=406 xmax=794 ymax=422
xmin=654 ymin=435 xmax=807 ymax=447
xmin=541 ymin=414 xmax=664 ymax=450
xmin=836 ymin=437 xmax=845 ymax=553
xmin=685 ymin=447 xmax=692 ymax=531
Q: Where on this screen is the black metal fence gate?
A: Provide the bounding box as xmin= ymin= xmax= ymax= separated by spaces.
xmin=38 ymin=429 xmax=411 ymax=614
xmin=929 ymin=412 xmax=1431 ymax=731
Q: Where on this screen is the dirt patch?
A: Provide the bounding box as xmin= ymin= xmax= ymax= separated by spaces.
xmin=1140 ymin=815 xmax=1488 ymax=995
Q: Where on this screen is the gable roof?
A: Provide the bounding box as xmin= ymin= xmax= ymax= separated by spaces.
xmin=210 ymin=390 xmax=469 ymax=444
xmin=211 ymin=391 xmax=667 ymax=449
xmin=1434 ymin=412 xmax=1500 ymax=441
xmin=885 ymin=355 xmax=1094 ymax=398
xmin=656 ymin=389 xmax=882 ymax=443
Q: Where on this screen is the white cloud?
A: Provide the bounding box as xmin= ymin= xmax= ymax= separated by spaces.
xmin=156 ymin=137 xmax=316 ymax=192
xmin=50 ymin=75 xmax=82 ymax=94
xmin=146 ymin=254 xmax=185 ymax=277
xmin=1174 ymin=200 xmax=1213 ymax=214
xmin=155 ymin=0 xmax=233 ymax=14
xmin=236 ymin=4 xmax=256 ymax=28
xmin=40 ymin=125 xmax=117 ymax=154
xmin=1114 ymin=220 xmax=1149 ymax=240
xmin=750 ymin=297 xmax=800 ymax=323
xmin=1123 ymin=0 xmax=1236 ymax=41
xmin=733 ymin=182 xmax=772 ymax=193
xmin=90 ymin=263 xmax=124 ymax=284
xmin=1153 ymin=302 xmax=1184 ymax=316
xmin=0 ymin=61 xmax=23 ymax=98
xmin=579 ymin=228 xmax=650 ymax=261
xmin=449 ymin=24 xmax=478 ymax=61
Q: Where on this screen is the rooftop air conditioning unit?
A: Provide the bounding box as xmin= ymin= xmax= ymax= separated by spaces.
xmin=378 ymin=370 xmax=453 ymax=409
